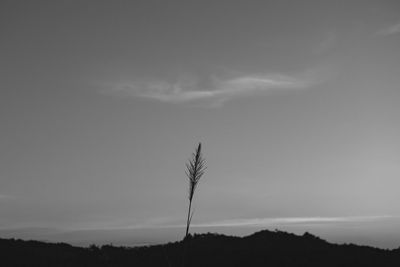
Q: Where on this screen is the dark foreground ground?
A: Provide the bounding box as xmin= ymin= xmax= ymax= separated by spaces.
xmin=1 ymin=230 xmax=400 ymax=266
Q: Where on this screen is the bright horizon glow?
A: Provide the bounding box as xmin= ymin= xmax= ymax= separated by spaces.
xmin=1 ymin=215 xmax=400 ymax=249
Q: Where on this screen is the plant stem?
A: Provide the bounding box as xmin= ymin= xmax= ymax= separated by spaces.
xmin=185 ymin=199 xmax=192 ymax=238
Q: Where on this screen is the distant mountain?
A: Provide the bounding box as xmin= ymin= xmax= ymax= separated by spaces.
xmin=1 ymin=230 xmax=400 ymax=266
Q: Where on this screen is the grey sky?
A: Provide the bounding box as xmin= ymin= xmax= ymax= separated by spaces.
xmin=1 ymin=0 xmax=400 ymax=248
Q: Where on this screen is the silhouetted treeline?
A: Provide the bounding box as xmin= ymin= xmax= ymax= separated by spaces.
xmin=1 ymin=230 xmax=400 ymax=266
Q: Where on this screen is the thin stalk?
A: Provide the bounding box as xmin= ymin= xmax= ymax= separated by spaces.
xmin=185 ymin=200 xmax=192 ymax=238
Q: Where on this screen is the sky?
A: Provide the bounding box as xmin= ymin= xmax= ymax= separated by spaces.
xmin=1 ymin=0 xmax=400 ymax=248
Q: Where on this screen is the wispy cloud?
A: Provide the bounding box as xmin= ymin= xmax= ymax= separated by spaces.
xmin=190 ymin=215 xmax=395 ymax=228
xmin=377 ymin=22 xmax=400 ymax=36
xmin=110 ymin=215 xmax=396 ymax=230
xmin=21 ymin=215 xmax=395 ymax=233
xmin=100 ymin=72 xmax=312 ymax=106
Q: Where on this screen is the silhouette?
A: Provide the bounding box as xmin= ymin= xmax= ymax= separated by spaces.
xmin=182 ymin=143 xmax=206 ymax=267
xmin=1 ymin=230 xmax=400 ymax=266
xmin=184 ymin=143 xmax=206 ymax=239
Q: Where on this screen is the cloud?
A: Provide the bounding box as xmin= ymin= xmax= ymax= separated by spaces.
xmin=377 ymin=22 xmax=400 ymax=36
xmin=113 ymin=215 xmax=395 ymax=229
xmin=101 ymin=72 xmax=311 ymax=106
xmin=190 ymin=215 xmax=395 ymax=228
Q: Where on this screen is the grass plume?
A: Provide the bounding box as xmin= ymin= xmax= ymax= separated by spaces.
xmin=184 ymin=142 xmax=206 ymax=238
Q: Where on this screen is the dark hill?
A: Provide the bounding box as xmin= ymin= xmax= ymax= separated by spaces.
xmin=1 ymin=230 xmax=400 ymax=266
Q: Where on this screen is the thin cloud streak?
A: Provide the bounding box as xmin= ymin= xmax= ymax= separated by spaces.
xmin=377 ymin=22 xmax=400 ymax=36
xmin=9 ymin=216 xmax=395 ymax=233
xmin=103 ymin=73 xmax=311 ymax=106
xmin=109 ymin=215 xmax=397 ymax=230
xmin=190 ymin=215 xmax=396 ymax=228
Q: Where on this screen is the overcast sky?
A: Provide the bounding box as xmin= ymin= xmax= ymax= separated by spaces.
xmin=1 ymin=0 xmax=400 ymax=248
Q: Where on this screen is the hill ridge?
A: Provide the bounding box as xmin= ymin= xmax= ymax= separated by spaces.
xmin=1 ymin=229 xmax=400 ymax=266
